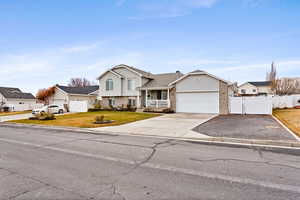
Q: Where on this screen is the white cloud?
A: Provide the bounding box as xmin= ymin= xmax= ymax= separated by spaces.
xmin=61 ymin=42 xmax=102 ymax=53
xmin=130 ymin=0 xmax=219 ymax=20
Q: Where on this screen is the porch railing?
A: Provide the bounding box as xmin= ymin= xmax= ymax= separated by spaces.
xmin=146 ymin=100 xmax=170 ymax=108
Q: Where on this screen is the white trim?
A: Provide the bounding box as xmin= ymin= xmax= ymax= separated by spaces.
xmin=176 ymin=90 xmax=219 ymax=93
xmin=169 ymin=71 xmax=231 ymax=86
xmin=238 ymin=82 xmax=257 ymax=88
xmin=97 ymin=69 xmax=123 ymax=80
xmin=55 ymin=86 xmax=69 ymax=96
xmin=113 ymin=64 xmax=143 ymax=77
xmin=272 ymin=115 xmax=300 ymax=141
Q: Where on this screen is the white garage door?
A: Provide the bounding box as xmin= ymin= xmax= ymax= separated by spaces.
xmin=176 ymin=92 xmax=219 ymax=114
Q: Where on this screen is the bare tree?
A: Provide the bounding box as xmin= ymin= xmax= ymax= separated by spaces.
xmin=36 ymin=86 xmax=56 ymax=104
xmin=274 ymin=78 xmax=300 ymax=96
xmin=68 ymin=78 xmax=92 ymax=87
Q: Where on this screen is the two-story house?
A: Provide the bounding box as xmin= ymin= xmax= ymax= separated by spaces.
xmin=97 ymin=64 xmax=233 ymax=114
xmin=238 ymin=81 xmax=273 ymax=96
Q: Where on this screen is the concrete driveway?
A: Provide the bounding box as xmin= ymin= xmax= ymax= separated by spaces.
xmin=91 ymin=113 xmax=216 ymax=139
xmin=193 ymin=114 xmax=297 ymax=141
xmin=0 ymin=113 xmax=33 ymax=122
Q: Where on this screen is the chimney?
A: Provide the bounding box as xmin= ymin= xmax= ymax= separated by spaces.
xmin=176 ymin=70 xmax=180 ymax=74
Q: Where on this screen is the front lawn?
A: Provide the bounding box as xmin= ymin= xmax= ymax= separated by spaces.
xmin=0 ymin=111 xmax=31 ymax=117
xmin=273 ymin=109 xmax=300 ymax=137
xmin=10 ymin=111 xmax=160 ymax=128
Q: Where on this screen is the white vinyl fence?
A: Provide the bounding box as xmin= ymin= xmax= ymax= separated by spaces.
xmin=230 ymin=96 xmax=273 ymax=115
xmin=6 ymin=103 xmax=44 ymax=112
xmin=230 ymin=95 xmax=300 ymax=115
xmin=273 ymin=95 xmax=300 ymax=109
xmin=69 ymin=101 xmax=88 ymax=113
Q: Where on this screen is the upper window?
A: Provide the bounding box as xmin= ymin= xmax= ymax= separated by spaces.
xmin=253 ymin=89 xmax=257 ymax=92
xmin=127 ymin=79 xmax=134 ymax=91
xmin=106 ymin=79 xmax=113 ymax=91
xmin=241 ymin=89 xmax=246 ymax=94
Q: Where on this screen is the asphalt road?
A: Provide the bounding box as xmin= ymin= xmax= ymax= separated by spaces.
xmin=0 ymin=124 xmax=299 ymax=200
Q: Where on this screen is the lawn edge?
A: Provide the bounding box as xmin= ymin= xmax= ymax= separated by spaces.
xmin=272 ymin=114 xmax=300 ymax=142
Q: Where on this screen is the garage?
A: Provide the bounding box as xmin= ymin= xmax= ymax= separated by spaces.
xmin=170 ymin=70 xmax=231 ymax=114
xmin=176 ymin=92 xmax=219 ymax=114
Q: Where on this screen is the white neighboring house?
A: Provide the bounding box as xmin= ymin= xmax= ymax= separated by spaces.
xmin=48 ymin=85 xmax=99 ymax=110
xmin=97 ymin=64 xmax=233 ymax=114
xmin=238 ymin=81 xmax=273 ymax=96
xmin=0 ymin=87 xmax=37 ymax=111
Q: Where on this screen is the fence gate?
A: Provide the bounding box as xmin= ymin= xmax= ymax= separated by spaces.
xmin=230 ymin=96 xmax=272 ymax=115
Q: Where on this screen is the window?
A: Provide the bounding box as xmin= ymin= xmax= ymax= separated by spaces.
xmin=161 ymin=91 xmax=168 ymax=100
xmin=108 ymin=98 xmax=115 ymax=106
xmin=127 ymin=79 xmax=134 ymax=91
xmin=106 ymin=79 xmax=113 ymax=91
xmin=253 ymin=89 xmax=257 ymax=92
xmin=128 ymin=99 xmax=136 ymax=106
xmin=241 ymin=89 xmax=246 ymax=94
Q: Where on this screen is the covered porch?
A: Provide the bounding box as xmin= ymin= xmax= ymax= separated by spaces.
xmin=140 ymin=88 xmax=171 ymax=108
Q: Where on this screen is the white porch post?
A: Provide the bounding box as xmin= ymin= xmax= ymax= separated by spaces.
xmin=137 ymin=95 xmax=140 ymax=108
xmin=167 ymin=88 xmax=170 ymax=108
xmin=145 ymin=90 xmax=148 ymax=107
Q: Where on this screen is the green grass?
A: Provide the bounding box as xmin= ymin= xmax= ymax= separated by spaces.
xmin=10 ymin=111 xmax=160 ymax=128
xmin=273 ymin=109 xmax=300 ymax=137
xmin=0 ymin=111 xmax=31 ymax=117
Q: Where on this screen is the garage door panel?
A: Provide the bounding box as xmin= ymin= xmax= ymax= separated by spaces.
xmin=176 ymin=92 xmax=219 ymax=114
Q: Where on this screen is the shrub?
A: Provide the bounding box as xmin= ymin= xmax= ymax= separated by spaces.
xmin=94 ymin=101 xmax=102 ymax=109
xmin=95 ymin=115 xmax=105 ymax=123
xmin=31 ymin=113 xmax=56 ymax=120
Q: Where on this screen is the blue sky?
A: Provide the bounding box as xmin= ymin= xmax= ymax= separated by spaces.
xmin=0 ymin=0 xmax=300 ymax=94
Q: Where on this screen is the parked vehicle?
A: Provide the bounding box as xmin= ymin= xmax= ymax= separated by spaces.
xmin=32 ymin=105 xmax=64 ymax=115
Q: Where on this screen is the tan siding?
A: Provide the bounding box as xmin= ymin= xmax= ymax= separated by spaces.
xmin=176 ymin=74 xmax=219 ymax=92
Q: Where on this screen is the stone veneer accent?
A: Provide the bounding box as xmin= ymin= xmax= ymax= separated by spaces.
xmin=170 ymin=87 xmax=176 ymax=111
xmin=219 ymin=81 xmax=229 ymax=115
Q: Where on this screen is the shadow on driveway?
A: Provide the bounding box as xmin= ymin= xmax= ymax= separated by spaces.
xmin=193 ymin=114 xmax=297 ymax=141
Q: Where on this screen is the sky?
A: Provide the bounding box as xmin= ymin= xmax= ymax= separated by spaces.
xmin=0 ymin=0 xmax=300 ymax=94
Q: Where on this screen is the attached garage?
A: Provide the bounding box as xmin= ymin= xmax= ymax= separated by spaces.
xmin=176 ymin=92 xmax=219 ymax=114
xmin=170 ymin=70 xmax=231 ymax=114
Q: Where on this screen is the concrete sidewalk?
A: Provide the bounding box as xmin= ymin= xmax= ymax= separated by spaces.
xmin=90 ymin=113 xmax=216 ymax=139
xmin=0 ymin=113 xmax=33 ymax=122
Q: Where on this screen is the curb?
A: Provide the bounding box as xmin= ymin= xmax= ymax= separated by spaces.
xmin=272 ymin=115 xmax=300 ymax=142
xmin=1 ymin=122 xmax=300 ymax=154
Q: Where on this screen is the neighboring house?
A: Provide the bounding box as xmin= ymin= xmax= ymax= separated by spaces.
xmin=48 ymin=85 xmax=99 ymax=109
xmin=0 ymin=87 xmax=36 ymax=111
xmin=97 ymin=64 xmax=233 ymax=114
xmin=238 ymin=81 xmax=273 ymax=96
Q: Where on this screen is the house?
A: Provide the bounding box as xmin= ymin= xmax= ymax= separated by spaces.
xmin=97 ymin=64 xmax=233 ymax=114
xmin=0 ymin=87 xmax=36 ymax=111
xmin=48 ymin=85 xmax=99 ymax=110
xmin=238 ymin=81 xmax=273 ymax=96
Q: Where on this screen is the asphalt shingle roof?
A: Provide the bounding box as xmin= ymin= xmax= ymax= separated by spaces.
xmin=0 ymin=87 xmax=35 ymax=99
xmin=248 ymin=81 xmax=272 ymax=87
xmin=141 ymin=72 xmax=184 ymax=88
xmin=57 ymin=85 xmax=99 ymax=95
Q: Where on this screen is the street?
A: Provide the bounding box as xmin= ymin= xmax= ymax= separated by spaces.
xmin=0 ymin=124 xmax=299 ymax=200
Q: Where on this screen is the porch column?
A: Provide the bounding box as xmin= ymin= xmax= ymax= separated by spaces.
xmin=137 ymin=95 xmax=140 ymax=108
xmin=145 ymin=89 xmax=148 ymax=107
xmin=167 ymin=88 xmax=170 ymax=108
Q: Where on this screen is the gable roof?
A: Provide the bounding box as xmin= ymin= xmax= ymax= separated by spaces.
xmin=141 ymin=72 xmax=184 ymax=89
xmin=0 ymin=87 xmax=35 ymax=99
xmin=169 ymin=70 xmax=231 ymax=86
xmin=248 ymin=81 xmax=272 ymax=87
xmin=56 ymin=85 xmax=99 ymax=95
xmin=98 ymin=64 xmax=153 ymax=80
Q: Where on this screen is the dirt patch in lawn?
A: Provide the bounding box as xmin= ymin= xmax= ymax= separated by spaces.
xmin=273 ymin=109 xmax=300 ymax=137
xmin=9 ymin=111 xmax=160 ymax=128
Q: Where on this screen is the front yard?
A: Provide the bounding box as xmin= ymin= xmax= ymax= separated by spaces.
xmin=273 ymin=109 xmax=300 ymax=137
xmin=10 ymin=111 xmax=160 ymax=128
xmin=0 ymin=111 xmax=31 ymax=117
